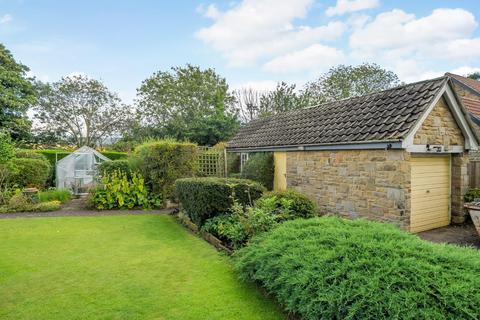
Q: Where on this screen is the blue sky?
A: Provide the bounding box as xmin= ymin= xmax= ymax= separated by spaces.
xmin=1 ymin=0 xmax=480 ymax=103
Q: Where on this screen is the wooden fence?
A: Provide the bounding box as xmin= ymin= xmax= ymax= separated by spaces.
xmin=469 ymin=161 xmax=480 ymax=188
xmin=197 ymin=146 xmax=227 ymax=177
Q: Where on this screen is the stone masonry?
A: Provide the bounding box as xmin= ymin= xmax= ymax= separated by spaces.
xmin=451 ymin=152 xmax=470 ymax=223
xmin=413 ymin=97 xmax=464 ymax=147
xmin=286 ymin=149 xmax=412 ymax=230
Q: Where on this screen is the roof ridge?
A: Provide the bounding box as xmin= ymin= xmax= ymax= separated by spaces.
xmin=446 ymin=72 xmax=480 ymax=94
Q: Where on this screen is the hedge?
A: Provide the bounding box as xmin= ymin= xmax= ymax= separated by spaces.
xmin=241 ymin=153 xmax=274 ymax=190
xmin=98 ymin=160 xmax=132 ymax=178
xmin=175 ymin=177 xmax=265 ymax=226
xmin=29 ymin=149 xmax=128 ymax=167
xmin=133 ymin=140 xmax=197 ymax=200
xmin=254 ymin=189 xmax=318 ymax=219
xmin=11 ymin=158 xmax=51 ymax=188
xmin=235 ymin=217 xmax=480 ymax=320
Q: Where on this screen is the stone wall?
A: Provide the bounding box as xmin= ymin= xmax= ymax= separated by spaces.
xmin=286 ymin=149 xmax=411 ymax=229
xmin=413 ymin=97 xmax=464 ymax=146
xmin=451 ymin=152 xmax=470 ymax=223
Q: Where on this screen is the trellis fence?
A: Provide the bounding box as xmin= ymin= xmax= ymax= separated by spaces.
xmin=197 ymin=146 xmax=227 ymax=177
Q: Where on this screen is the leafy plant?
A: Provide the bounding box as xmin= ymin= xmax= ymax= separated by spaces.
xmin=133 ymin=139 xmax=197 ymax=201
xmin=235 ymin=217 xmax=480 ymax=320
xmin=241 ymin=153 xmax=274 ymax=190
xmin=38 ymin=189 xmax=71 ymax=204
xmin=465 ymin=188 xmax=480 ymax=202
xmin=175 ymin=177 xmax=265 ymax=226
xmin=91 ymin=170 xmax=154 ymax=210
xmin=255 ymin=189 xmax=317 ymax=219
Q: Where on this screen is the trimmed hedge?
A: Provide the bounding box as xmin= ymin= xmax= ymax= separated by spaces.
xmin=175 ymin=177 xmax=265 ymax=226
xmin=133 ymin=140 xmax=197 ymax=200
xmin=29 ymin=149 xmax=128 ymax=167
xmin=11 ymin=158 xmax=51 ymax=188
xmin=98 ymin=160 xmax=132 ymax=178
xmin=235 ymin=217 xmax=480 ymax=320
xmin=241 ymin=153 xmax=274 ymax=190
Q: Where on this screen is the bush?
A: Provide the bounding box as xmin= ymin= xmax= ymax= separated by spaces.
xmin=175 ymin=177 xmax=265 ymax=226
xmin=98 ymin=160 xmax=132 ymax=178
xmin=38 ymin=189 xmax=71 ymax=204
xmin=15 ymin=149 xmax=47 ymax=160
xmin=133 ymin=139 xmax=198 ymax=200
xmin=32 ymin=200 xmax=61 ymax=212
xmin=11 ymin=158 xmax=51 ymax=188
xmin=91 ymin=171 xmax=155 ymax=210
xmin=235 ymin=217 xmax=480 ymax=320
xmin=0 ymin=131 xmax=15 ymax=164
xmin=255 ymin=189 xmax=317 ymax=220
xmin=465 ymin=188 xmax=480 ymax=202
xmin=241 ymin=153 xmax=274 ymax=190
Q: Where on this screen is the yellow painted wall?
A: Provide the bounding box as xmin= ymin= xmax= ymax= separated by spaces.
xmin=274 ymin=152 xmax=287 ymax=191
xmin=410 ymin=156 xmax=450 ymax=232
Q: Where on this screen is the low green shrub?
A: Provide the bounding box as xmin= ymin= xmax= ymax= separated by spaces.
xmin=91 ymin=171 xmax=156 ymax=210
xmin=255 ymin=189 xmax=317 ymax=220
xmin=38 ymin=189 xmax=71 ymax=204
xmin=202 ymin=201 xmax=278 ymax=249
xmin=32 ymin=200 xmax=61 ymax=212
xmin=175 ymin=177 xmax=265 ymax=226
xmin=98 ymin=160 xmax=132 ymax=178
xmin=241 ymin=153 xmax=274 ymax=190
xmin=133 ymin=139 xmax=197 ymax=201
xmin=10 ymin=158 xmax=51 ymax=188
xmin=465 ymin=188 xmax=480 ymax=202
xmin=7 ymin=193 xmax=31 ymax=211
xmin=235 ymin=217 xmax=480 ymax=320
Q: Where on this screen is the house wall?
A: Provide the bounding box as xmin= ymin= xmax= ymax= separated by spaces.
xmin=413 ymin=97 xmax=464 ymax=146
xmin=451 ymin=152 xmax=470 ymax=223
xmin=286 ymin=149 xmax=411 ymax=229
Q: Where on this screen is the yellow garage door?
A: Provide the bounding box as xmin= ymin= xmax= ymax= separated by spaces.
xmin=273 ymin=152 xmax=287 ymax=191
xmin=410 ymin=156 xmax=451 ymax=233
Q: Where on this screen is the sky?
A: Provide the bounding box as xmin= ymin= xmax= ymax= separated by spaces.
xmin=1 ymin=0 xmax=480 ymax=104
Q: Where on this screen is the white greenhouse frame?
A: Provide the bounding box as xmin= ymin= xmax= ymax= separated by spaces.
xmin=56 ymin=146 xmax=110 ymax=195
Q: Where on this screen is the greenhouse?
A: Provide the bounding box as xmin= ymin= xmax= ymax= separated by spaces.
xmin=56 ymin=146 xmax=110 ymax=195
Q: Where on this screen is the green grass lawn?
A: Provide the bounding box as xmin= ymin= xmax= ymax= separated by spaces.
xmin=0 ymin=214 xmax=283 ymax=320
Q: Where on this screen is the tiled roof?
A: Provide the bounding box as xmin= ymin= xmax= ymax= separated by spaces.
xmin=446 ymin=73 xmax=480 ymax=118
xmin=228 ymin=77 xmax=447 ymax=150
xmin=447 ymin=72 xmax=480 ymax=94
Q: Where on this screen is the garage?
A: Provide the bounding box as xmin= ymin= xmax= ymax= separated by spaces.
xmin=410 ymin=156 xmax=451 ymax=232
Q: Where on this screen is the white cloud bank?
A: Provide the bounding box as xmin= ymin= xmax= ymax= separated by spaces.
xmin=195 ymin=0 xmax=346 ymax=66
xmin=263 ymin=44 xmax=345 ymax=73
xmin=326 ymin=0 xmax=379 ymax=17
xmin=0 ymin=14 xmax=12 ymax=24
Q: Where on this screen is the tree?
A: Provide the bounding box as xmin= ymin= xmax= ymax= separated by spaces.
xmin=258 ymin=82 xmax=309 ymax=117
xmin=34 ymin=75 xmax=132 ymax=147
xmin=0 ymin=43 xmax=36 ymax=140
xmin=234 ymin=88 xmax=262 ymax=123
xmin=136 ymin=64 xmax=239 ymax=145
xmin=303 ymin=63 xmax=400 ymax=104
xmin=467 ymin=72 xmax=480 ymax=80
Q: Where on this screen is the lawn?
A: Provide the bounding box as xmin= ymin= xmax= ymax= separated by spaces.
xmin=0 ymin=214 xmax=284 ymax=320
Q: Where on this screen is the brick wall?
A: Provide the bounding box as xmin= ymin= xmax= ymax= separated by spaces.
xmin=286 ymin=149 xmax=411 ymax=229
xmin=413 ymin=97 xmax=464 ymax=146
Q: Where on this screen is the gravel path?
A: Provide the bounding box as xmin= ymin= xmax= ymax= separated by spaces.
xmin=0 ymin=198 xmax=173 ymax=219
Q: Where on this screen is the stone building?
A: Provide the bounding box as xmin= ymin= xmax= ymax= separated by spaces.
xmin=227 ymin=76 xmax=479 ymax=232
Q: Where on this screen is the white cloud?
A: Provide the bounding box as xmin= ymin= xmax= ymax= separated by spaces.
xmin=231 ymin=80 xmax=279 ymax=92
xmin=326 ymin=0 xmax=379 ymax=17
xmin=263 ymin=44 xmax=345 ymax=73
xmin=349 ymin=8 xmax=480 ymax=82
xmin=450 ymin=66 xmax=480 ymax=77
xmin=0 ymin=14 xmax=12 ymax=24
xmin=195 ymin=0 xmax=346 ymax=66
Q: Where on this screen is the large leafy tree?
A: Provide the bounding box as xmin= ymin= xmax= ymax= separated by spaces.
xmin=303 ymin=63 xmax=401 ymax=104
xmin=135 ymin=64 xmax=239 ymax=146
xmin=0 ymin=43 xmax=36 ymax=140
xmin=34 ymin=75 xmax=132 ymax=147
